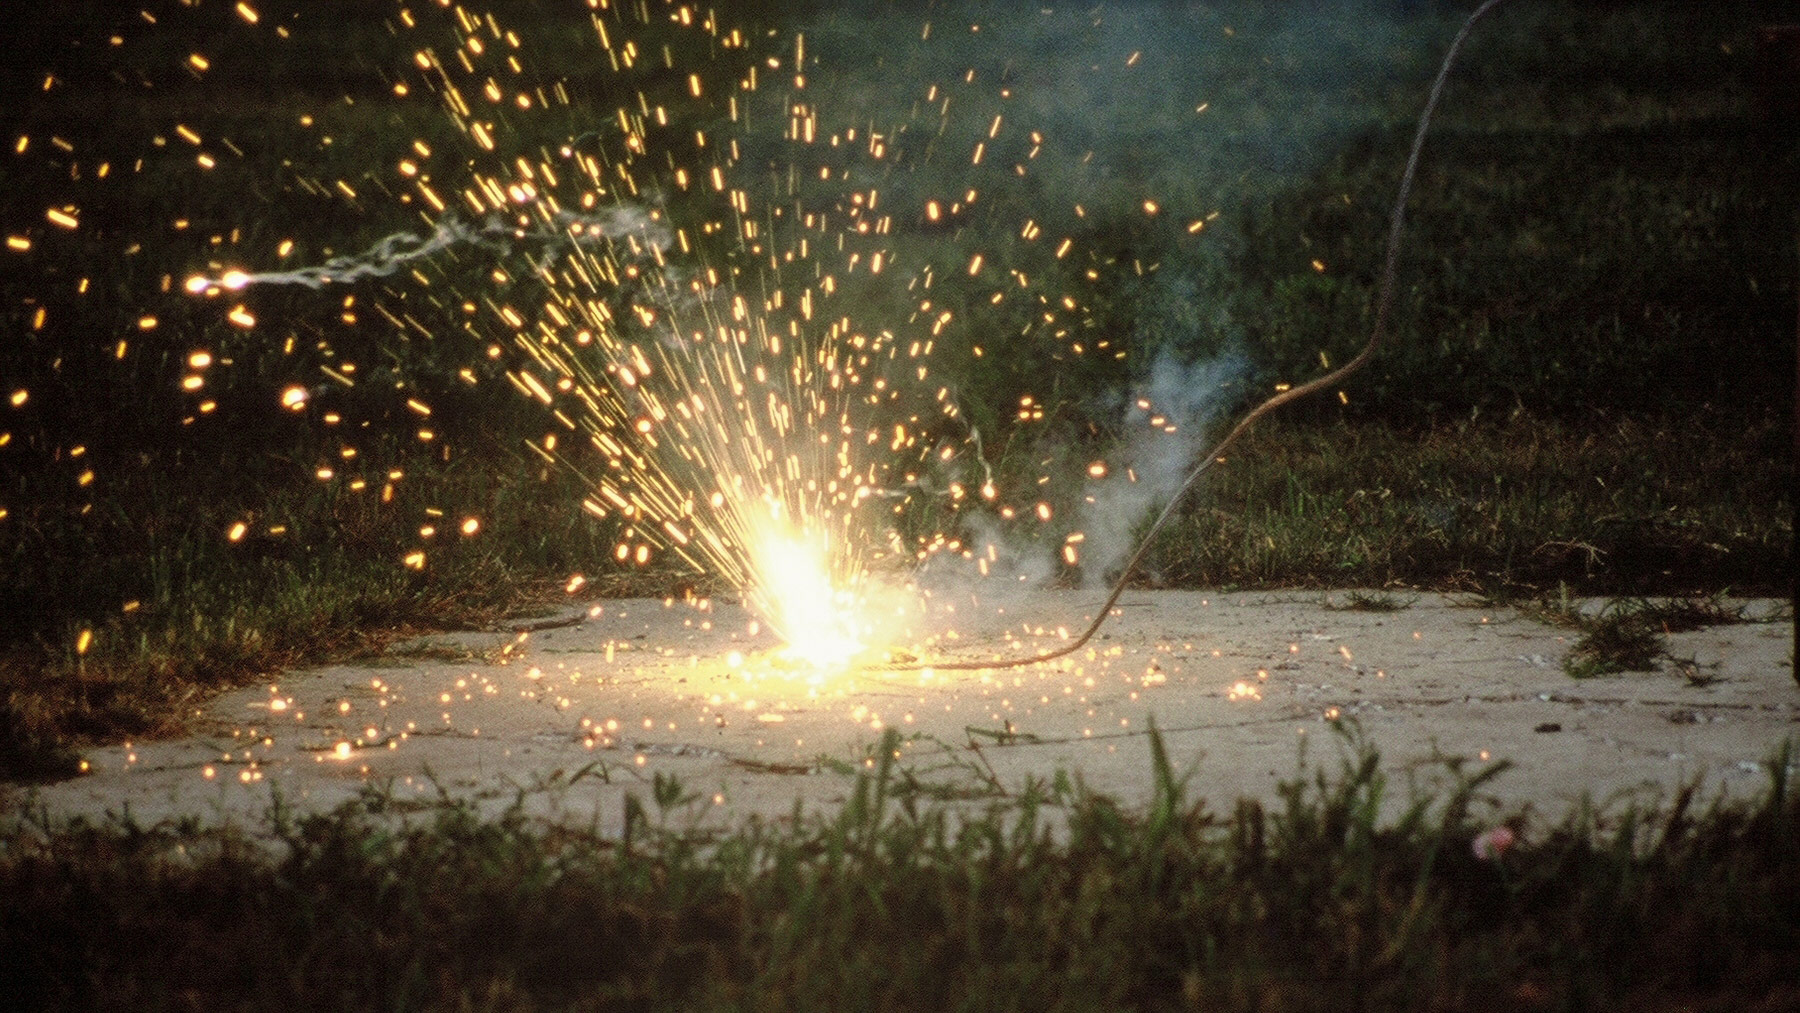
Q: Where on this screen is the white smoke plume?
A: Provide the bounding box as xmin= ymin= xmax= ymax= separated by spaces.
xmin=1076 ymin=349 xmax=1250 ymax=588
xmin=185 ymin=205 xmax=672 ymax=294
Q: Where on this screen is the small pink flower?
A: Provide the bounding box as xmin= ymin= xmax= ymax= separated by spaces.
xmin=1471 ymin=826 xmax=1516 ymax=862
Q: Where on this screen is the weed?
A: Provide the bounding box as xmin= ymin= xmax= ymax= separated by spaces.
xmin=1549 ymin=594 xmax=1756 ymax=679
xmin=1564 ymin=603 xmax=1667 ymax=678
xmin=1634 ymin=594 xmax=1750 ymax=633
xmin=1511 ymin=581 xmax=1589 ymax=628
xmin=1325 ymin=590 xmax=1418 ymax=612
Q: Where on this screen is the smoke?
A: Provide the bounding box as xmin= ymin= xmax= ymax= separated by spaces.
xmin=780 ymin=1 xmax=1449 ymax=606
xmin=793 ymin=1 xmax=1447 ymax=209
xmin=186 ymin=204 xmax=673 ymax=294
xmin=903 ymin=509 xmax=1064 ymax=642
xmin=1077 ymin=347 xmax=1251 ymax=588
xmin=907 ymin=345 xmax=1248 ymax=606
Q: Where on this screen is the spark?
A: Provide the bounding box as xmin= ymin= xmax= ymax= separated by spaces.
xmin=188 ymin=5 xmax=952 ymax=672
xmin=168 ymin=0 xmax=1237 ymax=678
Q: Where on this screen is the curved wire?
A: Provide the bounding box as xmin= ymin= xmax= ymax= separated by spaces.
xmin=880 ymin=0 xmax=1510 ymax=672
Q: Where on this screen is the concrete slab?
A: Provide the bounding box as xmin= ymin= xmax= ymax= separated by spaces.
xmin=16 ymin=592 xmax=1797 ymax=834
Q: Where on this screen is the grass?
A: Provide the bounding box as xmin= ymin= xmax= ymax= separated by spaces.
xmin=1129 ymin=409 xmax=1791 ymax=596
xmin=1563 ymin=602 xmax=1671 ymax=678
xmin=1506 ymin=587 xmax=1765 ymax=679
xmin=1324 ymin=590 xmax=1419 ymax=612
xmin=2 ymin=723 xmax=1796 ymax=1010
